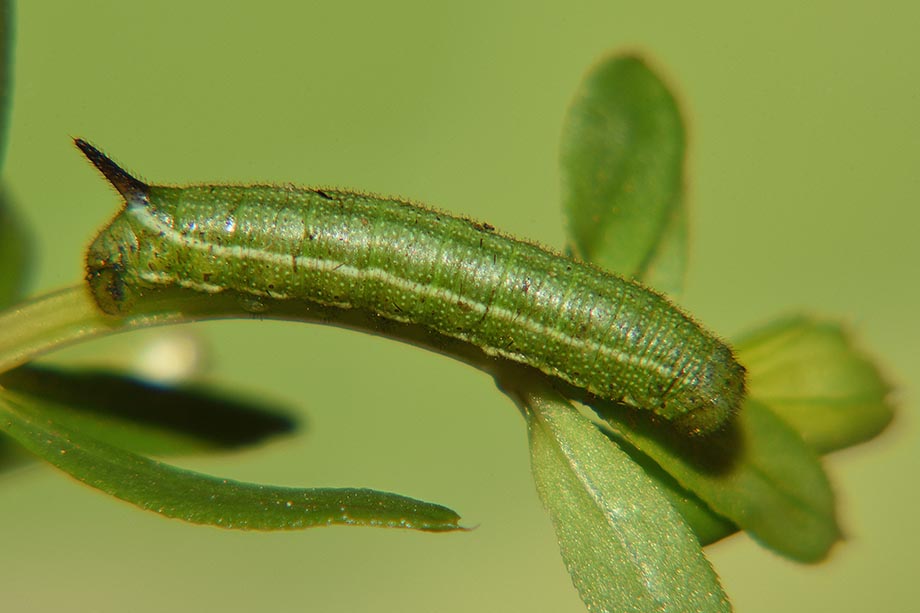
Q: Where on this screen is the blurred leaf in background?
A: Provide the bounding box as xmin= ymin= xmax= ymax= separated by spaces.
xmin=736 ymin=316 xmax=894 ymax=453
xmin=561 ymin=54 xmax=687 ymax=297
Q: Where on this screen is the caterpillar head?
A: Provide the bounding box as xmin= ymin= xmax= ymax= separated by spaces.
xmin=86 ymin=216 xmax=142 ymax=315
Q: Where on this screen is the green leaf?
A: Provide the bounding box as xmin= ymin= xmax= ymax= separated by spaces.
xmin=0 ymin=188 xmax=31 ymax=308
xmin=735 ymin=315 xmax=895 ymax=453
xmin=505 ymin=377 xmax=731 ymax=613
xmin=0 ymin=0 xmax=12 ymax=168
xmin=610 ymin=315 xmax=896 ymax=547
xmin=638 ymin=194 xmax=688 ymax=297
xmin=593 ymin=398 xmax=841 ymax=562
xmin=0 ymin=364 xmax=296 ymax=456
xmin=560 ymin=54 xmax=687 ymax=292
xmin=0 ymin=392 xmax=463 ymax=532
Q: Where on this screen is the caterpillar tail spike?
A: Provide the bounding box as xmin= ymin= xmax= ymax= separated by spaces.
xmin=75 ymin=138 xmax=148 ymax=204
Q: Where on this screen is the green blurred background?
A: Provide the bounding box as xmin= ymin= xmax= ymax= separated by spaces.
xmin=1 ymin=1 xmax=917 ymax=611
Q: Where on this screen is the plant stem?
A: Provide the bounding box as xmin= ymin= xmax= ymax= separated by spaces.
xmin=0 ymin=285 xmax=502 ymax=377
xmin=0 ymin=286 xmax=114 ymax=373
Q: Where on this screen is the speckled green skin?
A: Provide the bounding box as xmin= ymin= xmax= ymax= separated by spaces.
xmin=86 ymin=182 xmax=745 ymax=433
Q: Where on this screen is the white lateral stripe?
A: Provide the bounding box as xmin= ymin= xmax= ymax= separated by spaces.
xmin=129 ymin=207 xmax=678 ymax=381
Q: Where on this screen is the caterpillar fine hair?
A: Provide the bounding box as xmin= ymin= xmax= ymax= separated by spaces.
xmin=77 ymin=139 xmax=745 ymax=434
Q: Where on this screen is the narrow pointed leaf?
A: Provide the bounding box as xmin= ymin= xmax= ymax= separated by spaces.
xmin=735 ymin=316 xmax=895 ymax=453
xmin=506 ymin=379 xmax=731 ymax=613
xmin=0 ymin=393 xmax=462 ymax=531
xmin=0 ymin=364 xmax=296 ymax=456
xmin=593 ymin=398 xmax=840 ymax=562
xmin=561 ymin=54 xmax=687 ymax=292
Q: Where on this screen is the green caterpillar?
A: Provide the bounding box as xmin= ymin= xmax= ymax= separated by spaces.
xmin=78 ymin=139 xmax=745 ymax=434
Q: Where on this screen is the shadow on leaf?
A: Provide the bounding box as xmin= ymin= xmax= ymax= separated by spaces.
xmin=0 ymin=364 xmax=298 ymax=457
xmin=595 ymin=423 xmax=739 ymax=546
xmin=589 ymin=397 xmax=744 ymax=476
